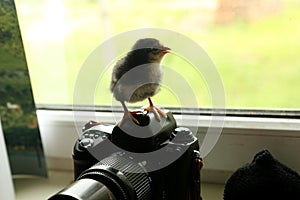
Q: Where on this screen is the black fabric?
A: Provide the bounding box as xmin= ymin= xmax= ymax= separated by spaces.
xmin=223 ymin=149 xmax=300 ymax=200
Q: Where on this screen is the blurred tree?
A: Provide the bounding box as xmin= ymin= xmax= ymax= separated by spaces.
xmin=0 ymin=0 xmax=24 ymax=58
xmin=0 ymin=0 xmax=36 ymax=129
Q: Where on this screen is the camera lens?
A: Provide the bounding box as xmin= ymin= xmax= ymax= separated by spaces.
xmin=49 ymin=153 xmax=152 ymax=200
xmin=48 ymin=178 xmax=117 ymax=200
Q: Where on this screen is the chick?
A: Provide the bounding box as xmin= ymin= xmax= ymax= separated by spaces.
xmin=110 ymin=38 xmax=170 ymax=125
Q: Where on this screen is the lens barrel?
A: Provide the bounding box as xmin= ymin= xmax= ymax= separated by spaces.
xmin=49 ymin=153 xmax=151 ymax=200
xmin=48 ymin=178 xmax=117 ymax=200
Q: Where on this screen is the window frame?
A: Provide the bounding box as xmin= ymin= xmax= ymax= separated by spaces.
xmin=36 ymin=104 xmax=300 ymax=131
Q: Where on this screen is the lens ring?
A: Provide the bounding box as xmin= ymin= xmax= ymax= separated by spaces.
xmin=80 ymin=155 xmax=152 ymax=200
xmin=79 ymin=171 xmax=129 ymax=200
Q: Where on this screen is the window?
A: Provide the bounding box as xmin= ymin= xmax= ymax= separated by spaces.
xmin=15 ymin=0 xmax=300 ymax=110
xmin=14 ymin=0 xmax=300 ymax=177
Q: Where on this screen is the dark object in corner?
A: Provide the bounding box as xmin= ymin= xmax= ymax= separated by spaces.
xmin=224 ymin=149 xmax=300 ymax=200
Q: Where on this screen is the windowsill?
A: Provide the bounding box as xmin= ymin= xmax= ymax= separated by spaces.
xmin=35 ymin=107 xmax=300 ymax=183
xmin=36 ymin=107 xmax=300 ymax=133
xmin=13 ymin=170 xmax=225 ymax=200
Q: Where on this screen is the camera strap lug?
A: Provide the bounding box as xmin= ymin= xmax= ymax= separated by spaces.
xmin=192 ymin=150 xmax=203 ymax=200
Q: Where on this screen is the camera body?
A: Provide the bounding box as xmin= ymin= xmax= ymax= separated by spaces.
xmin=50 ymin=112 xmax=202 ymax=200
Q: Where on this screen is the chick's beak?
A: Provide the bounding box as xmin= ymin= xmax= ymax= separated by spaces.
xmin=161 ymin=47 xmax=171 ymax=55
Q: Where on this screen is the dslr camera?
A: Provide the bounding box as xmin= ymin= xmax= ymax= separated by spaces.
xmin=49 ymin=112 xmax=203 ymax=200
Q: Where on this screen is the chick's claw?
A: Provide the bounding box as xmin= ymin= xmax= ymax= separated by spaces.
xmin=129 ymin=113 xmax=140 ymax=125
xmin=119 ymin=110 xmax=140 ymax=127
xmin=144 ymin=106 xmax=167 ymax=121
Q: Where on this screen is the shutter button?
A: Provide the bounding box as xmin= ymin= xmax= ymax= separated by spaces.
xmin=79 ymin=138 xmax=94 ymax=149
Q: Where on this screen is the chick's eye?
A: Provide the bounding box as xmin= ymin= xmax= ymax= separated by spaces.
xmin=151 ymin=48 xmax=160 ymax=54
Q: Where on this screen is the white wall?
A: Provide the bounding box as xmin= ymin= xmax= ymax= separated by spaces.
xmin=0 ymin=119 xmax=15 ymax=200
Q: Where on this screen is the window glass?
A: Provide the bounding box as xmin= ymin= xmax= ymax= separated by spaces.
xmin=15 ymin=0 xmax=300 ymax=109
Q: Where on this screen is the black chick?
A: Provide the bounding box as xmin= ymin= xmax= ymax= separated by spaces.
xmin=110 ymin=38 xmax=170 ymax=125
